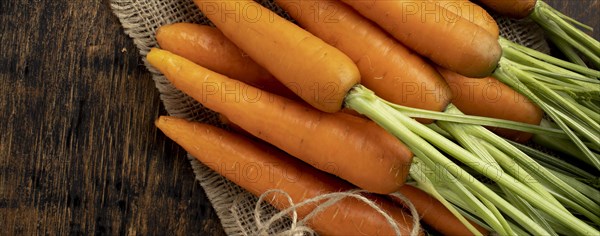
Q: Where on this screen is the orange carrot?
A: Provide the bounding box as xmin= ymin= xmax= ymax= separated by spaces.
xmin=396 ymin=185 xmax=489 ymax=236
xmin=434 ymin=0 xmax=543 ymax=142
xmin=155 ymin=116 xmax=420 ymax=235
xmin=156 ymin=23 xmax=297 ymax=98
xmin=339 ymin=0 xmax=502 ymax=78
xmin=147 ymin=48 xmax=413 ymax=194
xmin=194 ymin=0 xmax=360 ymax=112
xmin=434 ymin=0 xmax=499 ymax=38
xmin=475 ymin=0 xmax=536 ymax=19
xmin=437 ymin=67 xmax=544 ymax=142
xmin=276 ymin=0 xmax=452 ymax=124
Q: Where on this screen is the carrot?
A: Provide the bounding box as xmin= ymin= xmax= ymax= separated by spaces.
xmin=194 ymin=0 xmax=360 ymax=112
xmin=276 ymin=0 xmax=452 ymax=124
xmin=437 ymin=67 xmax=543 ymax=142
xmin=147 ymin=48 xmax=413 ymax=194
xmin=155 ymin=23 xmax=296 ymax=98
xmin=434 ymin=0 xmax=499 ymax=38
xmin=475 ymin=0 xmax=536 ymax=19
xmin=396 ymin=185 xmax=489 ymax=236
xmin=155 ymin=116 xmax=420 ymax=235
xmin=339 ymin=0 xmax=502 ymax=78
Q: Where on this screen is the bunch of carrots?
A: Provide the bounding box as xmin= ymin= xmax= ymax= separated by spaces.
xmin=145 ymin=0 xmax=600 ymax=235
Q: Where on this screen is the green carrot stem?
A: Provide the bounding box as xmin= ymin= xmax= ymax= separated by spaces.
xmin=542 ymin=103 xmax=600 ymax=149
xmin=532 ymin=134 xmax=598 ymax=167
xmin=582 ymin=100 xmax=600 ymax=114
xmin=453 ymin=208 xmax=495 ymax=233
xmin=547 ymin=189 xmax=600 ymax=225
xmin=541 ymin=1 xmax=593 ymax=32
xmin=501 ymin=187 xmax=558 ymax=236
xmin=465 ymin=124 xmax=600 ymax=217
xmin=409 ymin=160 xmax=486 ymax=236
xmin=536 ymin=15 xmax=600 ymax=68
xmin=432 ymin=121 xmax=516 ymax=234
xmin=472 ymin=189 xmax=515 ymax=235
xmin=513 ymin=61 xmax=599 ymax=84
xmin=385 ymin=102 xmax=566 ymax=138
xmin=532 ymin=91 xmax=600 ymax=149
xmin=425 ymin=123 xmax=452 ymax=139
xmin=558 ymin=92 xmax=600 ymax=119
xmin=511 ymin=67 xmax=600 ymax=133
xmin=477 ymin=140 xmax=568 ymax=212
xmin=406 ymin=125 xmax=511 ymax=234
xmin=500 ymin=48 xmax=597 ymax=95
xmin=346 ymin=86 xmax=600 ymax=235
xmin=540 ymin=83 xmax=597 ymax=100
xmin=534 ymin=79 xmax=591 ymax=95
xmin=435 ymin=111 xmax=566 ymax=213
xmin=546 ymin=33 xmax=590 ymax=68
xmin=345 ymin=86 xmax=550 ymax=235
xmin=435 ymin=188 xmax=491 ymax=229
xmin=495 ymin=64 xmax=599 ymax=168
xmin=533 ymin=210 xmax=581 ymax=236
xmin=529 ymin=1 xmax=600 ymax=69
xmin=483 ymin=182 xmax=573 ymax=236
xmin=507 ymin=139 xmax=597 ymax=181
xmin=499 ymin=38 xmax=600 ymax=78
xmin=515 ymin=63 xmax=600 ymax=86
xmin=535 ymin=1 xmax=600 ymax=54
xmin=547 ymin=169 xmax=600 ymax=206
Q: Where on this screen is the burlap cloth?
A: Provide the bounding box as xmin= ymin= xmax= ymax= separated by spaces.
xmin=109 ymin=0 xmax=549 ymax=234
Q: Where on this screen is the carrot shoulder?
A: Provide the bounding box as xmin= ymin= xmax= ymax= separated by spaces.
xmin=277 ymin=0 xmax=452 ymax=123
xmin=340 ymin=0 xmax=502 ymax=78
xmin=194 ymin=0 xmax=360 ymax=112
xmin=434 ymin=0 xmax=499 ymax=38
xmin=156 ymin=23 xmax=296 ymax=98
xmin=438 ymin=67 xmax=543 ymax=142
xmin=155 ymin=116 xmax=420 ymax=235
xmin=147 ymin=48 xmax=413 ymax=194
xmin=476 ymin=0 xmax=537 ymax=19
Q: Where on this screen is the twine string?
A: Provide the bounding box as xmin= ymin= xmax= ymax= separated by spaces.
xmin=232 ymin=189 xmax=421 ymax=236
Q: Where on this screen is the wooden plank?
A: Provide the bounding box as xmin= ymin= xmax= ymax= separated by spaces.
xmin=0 ymin=0 xmax=224 ymax=235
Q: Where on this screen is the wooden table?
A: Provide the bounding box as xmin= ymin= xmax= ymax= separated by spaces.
xmin=0 ymin=0 xmax=597 ymax=235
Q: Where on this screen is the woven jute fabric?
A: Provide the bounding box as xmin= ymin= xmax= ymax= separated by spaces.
xmin=110 ymin=0 xmax=548 ymax=234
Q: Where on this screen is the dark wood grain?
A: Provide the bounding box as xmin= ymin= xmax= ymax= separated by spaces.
xmin=0 ymin=1 xmax=225 ymax=235
xmin=0 ymin=0 xmax=597 ymax=235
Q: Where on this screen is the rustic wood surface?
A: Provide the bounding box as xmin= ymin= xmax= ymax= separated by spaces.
xmin=0 ymin=0 xmax=597 ymax=235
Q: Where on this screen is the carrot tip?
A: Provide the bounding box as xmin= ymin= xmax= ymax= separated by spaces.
xmin=155 ymin=115 xmax=171 ymax=128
